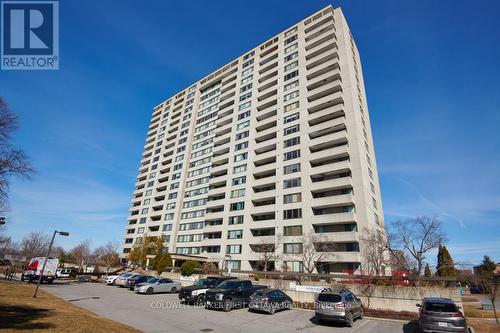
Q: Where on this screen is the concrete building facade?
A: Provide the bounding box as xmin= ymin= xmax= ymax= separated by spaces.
xmin=121 ymin=5 xmax=385 ymax=274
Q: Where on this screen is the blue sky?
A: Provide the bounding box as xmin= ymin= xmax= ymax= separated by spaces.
xmin=1 ymin=0 xmax=499 ymax=268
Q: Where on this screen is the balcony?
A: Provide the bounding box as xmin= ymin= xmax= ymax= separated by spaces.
xmin=307 ymin=82 xmax=342 ymax=104
xmin=254 ymin=151 xmax=276 ymax=166
xmin=313 ymin=230 xmax=359 ymax=243
xmin=309 ymin=130 xmax=348 ymax=152
xmin=309 ymin=160 xmax=351 ymax=178
xmin=259 ymin=58 xmax=278 ymax=75
xmin=308 ymin=107 xmax=344 ymax=127
xmin=311 ymin=211 xmax=356 ymax=225
xmin=307 ymin=91 xmax=343 ymax=114
xmin=256 ymin=109 xmax=277 ymax=122
xmin=258 ymin=70 xmax=278 ymax=85
xmin=255 ymin=128 xmax=277 ymax=144
xmin=306 ymin=37 xmax=337 ymax=61
xmin=309 ymin=116 xmax=345 ymax=137
xmin=258 ymin=80 xmax=278 ymax=93
xmin=253 ymin=176 xmax=276 ymax=189
xmin=305 ymin=22 xmax=335 ymax=43
xmin=306 ymin=56 xmax=340 ymax=79
xmin=311 ymin=194 xmax=354 ymax=209
xmin=257 ymin=88 xmax=277 ymax=102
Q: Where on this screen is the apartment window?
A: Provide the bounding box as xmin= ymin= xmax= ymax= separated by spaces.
xmin=284 ymin=209 xmax=302 ymax=220
xmin=239 ymin=101 xmax=251 ymax=110
xmin=284 ymin=70 xmax=298 ymax=81
xmin=284 ymin=101 xmax=299 ymax=113
xmin=238 ymin=110 xmax=251 ymax=120
xmin=235 ymin=141 xmax=249 ymax=151
xmin=242 ymin=58 xmax=254 ymax=68
xmin=228 ymin=215 xmax=244 ymax=225
xmin=234 ymin=152 xmax=248 ymax=162
xmin=143 ymin=199 xmax=150 ymax=205
xmin=242 ymin=67 xmax=253 ymax=76
xmin=166 ymin=202 xmax=176 ymax=210
xmin=284 ymin=35 xmax=297 ymax=45
xmin=283 ymin=193 xmax=302 ymax=204
xmin=147 ymin=181 xmax=154 ymax=187
xmin=226 ymin=244 xmax=242 ymax=254
xmin=183 ymin=198 xmax=207 ymax=208
xmin=145 ymin=189 xmax=152 ymax=196
xmin=284 ymin=137 xmax=300 ymax=148
xmin=185 ymin=187 xmax=209 ymax=197
xmin=233 ymin=164 xmax=247 ymax=174
xmin=137 ymin=227 xmax=145 ymax=234
xmin=284 ymin=113 xmax=299 ymax=124
xmin=284 ymin=243 xmax=302 ymax=254
xmin=236 ymin=130 xmax=249 ymax=140
xmin=228 ymin=260 xmax=241 ymax=270
xmin=372 ymin=197 xmax=377 ymax=208
xmin=230 ymin=188 xmax=245 ymax=198
xmin=283 ymin=162 xmax=300 ymax=174
xmin=284 ymin=124 xmax=299 ymax=136
xmin=228 ymin=230 xmax=243 ymax=239
xmin=284 ymin=26 xmax=297 ymax=37
xmin=283 ymin=177 xmax=301 ymax=188
xmin=283 ymin=80 xmax=299 ymax=92
xmin=164 ymin=213 xmax=174 ymax=220
xmin=232 ymin=176 xmax=247 ymax=186
xmin=236 ymin=120 xmax=250 ymax=130
xmin=370 ymin=182 xmax=375 ymax=194
xmin=284 ymin=61 xmax=298 ymax=72
xmin=230 ymin=202 xmax=245 ymax=211
xmin=243 ymin=50 xmax=255 ymax=60
xmin=284 ymin=43 xmax=298 ymax=54
xmin=168 ymin=192 xmax=178 ymax=200
xmin=239 ymin=92 xmax=252 ymax=102
xmin=149 ymin=172 xmax=156 ymax=179
xmin=162 ymin=224 xmax=172 ymax=231
xmin=170 ymin=182 xmax=179 ymax=190
xmin=175 ymin=154 xmax=184 ymax=162
xmin=141 ymin=208 xmax=149 ymax=214
xmin=284 ymin=149 xmax=300 ymax=161
xmin=187 ymin=166 xmax=210 ymax=178
xmin=240 ymin=83 xmax=253 ymax=93
xmin=284 ymin=90 xmax=299 ymax=101
xmin=173 ymin=163 xmax=182 ymax=171
xmin=181 ymin=209 xmax=205 ymax=219
xmin=241 ymin=75 xmax=253 ymax=85
xmin=139 ymin=217 xmax=146 ymax=224
xmin=172 ymin=173 xmax=181 ymax=180
xmin=284 ymin=52 xmax=298 ymax=63
xmin=283 ymin=225 xmax=302 ymax=236
xmin=284 ymin=261 xmax=303 ymax=272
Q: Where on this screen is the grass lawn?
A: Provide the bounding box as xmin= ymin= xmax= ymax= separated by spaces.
xmin=463 ymin=304 xmax=498 ymax=319
xmin=0 ymin=280 xmax=141 ymax=333
xmin=467 ymin=319 xmax=499 ymax=333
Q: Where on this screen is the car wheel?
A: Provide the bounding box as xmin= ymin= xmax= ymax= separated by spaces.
xmin=146 ymin=287 xmax=153 ymax=295
xmin=21 ymin=274 xmax=25 ymax=281
xmin=170 ymin=287 xmax=177 ymax=293
xmin=223 ymin=299 xmax=232 ymax=312
xmin=196 ymin=294 xmax=205 ymax=306
xmin=346 ymin=311 xmax=354 ymax=327
xmin=285 ymin=301 xmax=293 ymax=310
xmin=268 ymin=305 xmax=276 ymax=315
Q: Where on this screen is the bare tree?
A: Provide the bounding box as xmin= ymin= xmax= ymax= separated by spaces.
xmin=70 ymin=240 xmax=92 ymax=272
xmin=20 ymin=232 xmax=51 ymax=259
xmin=0 ymin=98 xmax=34 ymax=211
xmin=360 ymin=227 xmax=390 ymax=276
xmin=251 ymin=233 xmax=283 ymax=275
xmin=93 ymin=241 xmax=120 ymax=275
xmin=299 ymin=232 xmax=337 ymax=274
xmin=388 ymin=216 xmax=446 ymax=285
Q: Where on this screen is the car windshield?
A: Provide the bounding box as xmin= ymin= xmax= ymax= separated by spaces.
xmin=217 ymin=280 xmax=240 ymax=289
xmin=146 ymin=277 xmax=158 ymax=284
xmin=425 ymin=302 xmax=458 ymax=312
xmin=317 ymin=294 xmax=342 ymax=302
xmin=195 ymin=279 xmax=215 ymax=287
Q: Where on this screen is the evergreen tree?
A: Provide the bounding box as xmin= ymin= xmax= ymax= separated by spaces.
xmin=424 ymin=263 xmax=432 ymax=277
xmin=478 ymin=255 xmax=496 ymax=274
xmin=436 ymin=246 xmax=456 ymax=277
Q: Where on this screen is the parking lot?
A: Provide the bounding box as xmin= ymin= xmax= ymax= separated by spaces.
xmin=42 ymin=282 xmax=418 ymax=333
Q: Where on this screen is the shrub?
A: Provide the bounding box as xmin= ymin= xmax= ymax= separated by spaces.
xmin=181 ymin=261 xmax=201 ymax=277
xmin=156 ymin=253 xmax=172 ymax=275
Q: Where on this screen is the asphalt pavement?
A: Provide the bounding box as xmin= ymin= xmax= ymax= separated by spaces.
xmin=42 ymin=282 xmax=418 ymax=333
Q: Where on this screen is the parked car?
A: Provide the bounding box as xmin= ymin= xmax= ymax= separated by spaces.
xmin=248 ymin=288 xmax=293 ymax=314
xmin=469 ymin=286 xmax=484 ymax=294
xmin=114 ymin=272 xmax=139 ymax=287
xmin=314 ymin=287 xmax=363 ymax=327
xmin=105 ymin=275 xmax=120 ymax=285
xmin=126 ymin=275 xmax=155 ymax=290
xmin=21 ymin=257 xmax=59 ymax=284
xmin=56 ymin=268 xmax=73 ymax=279
xmin=134 ymin=277 xmax=181 ymax=295
xmin=0 ymin=259 xmax=12 ymax=266
xmin=204 ymin=279 xmax=267 ymax=312
xmin=417 ymin=297 xmax=467 ymax=333
xmin=179 ymin=276 xmax=236 ymax=304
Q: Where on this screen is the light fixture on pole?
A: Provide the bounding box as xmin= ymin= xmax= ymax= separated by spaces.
xmin=33 ymin=230 xmax=69 ymax=298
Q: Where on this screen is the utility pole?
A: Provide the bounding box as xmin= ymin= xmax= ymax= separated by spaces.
xmin=33 ymin=230 xmax=69 ymax=298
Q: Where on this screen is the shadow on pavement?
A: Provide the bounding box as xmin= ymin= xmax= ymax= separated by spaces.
xmin=0 ymin=304 xmax=56 ymax=330
xmin=403 ymin=320 xmax=420 ymax=333
xmin=309 ymin=314 xmax=351 ymax=327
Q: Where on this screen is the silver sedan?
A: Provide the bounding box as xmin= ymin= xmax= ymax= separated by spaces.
xmin=134 ymin=277 xmax=181 ymax=295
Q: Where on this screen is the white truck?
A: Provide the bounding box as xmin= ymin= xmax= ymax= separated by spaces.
xmin=21 ymin=257 xmax=59 ymax=284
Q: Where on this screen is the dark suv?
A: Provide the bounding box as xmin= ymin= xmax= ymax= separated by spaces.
xmin=417 ymin=298 xmax=467 ymax=333
xmin=314 ymin=287 xmax=363 ymax=327
xmin=179 ymin=276 xmax=236 ymax=304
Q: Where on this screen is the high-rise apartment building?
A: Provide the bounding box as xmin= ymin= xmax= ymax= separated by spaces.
xmin=121 ymin=5 xmax=384 ymax=274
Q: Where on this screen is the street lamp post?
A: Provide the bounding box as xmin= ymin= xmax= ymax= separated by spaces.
xmin=33 ymin=230 xmax=69 ymax=298
xmin=225 ymin=254 xmax=232 ymax=275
